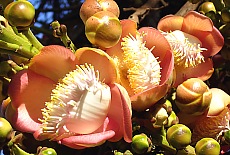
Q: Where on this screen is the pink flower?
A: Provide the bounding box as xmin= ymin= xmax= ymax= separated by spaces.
xmin=157 ymin=11 xmax=224 ymax=87
xmin=106 ymin=19 xmax=174 ymax=111
xmin=6 ymin=45 xmax=132 ymax=149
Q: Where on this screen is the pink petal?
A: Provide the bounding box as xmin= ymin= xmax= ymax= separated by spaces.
xmin=182 ymin=11 xmax=213 ymax=34
xmin=157 ymin=14 xmax=183 ymax=32
xmin=107 ymin=83 xmax=132 ymax=142
xmin=159 ymin=49 xmax=174 ymax=84
xmin=138 ymin=27 xmax=171 ymax=62
xmin=131 ymin=84 xmax=169 ymax=111
xmin=60 ymin=130 xmax=115 ymax=149
xmin=29 ymin=45 xmax=78 ymax=82
xmin=6 ymin=103 xmax=41 ymax=133
xmin=75 ymin=47 xmax=118 ymax=84
xmin=173 ymin=58 xmax=214 ymax=87
xmin=8 ymin=70 xmax=55 ymax=123
xmin=194 ymin=27 xmax=224 ymax=57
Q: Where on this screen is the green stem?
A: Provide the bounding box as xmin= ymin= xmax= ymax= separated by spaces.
xmin=21 ymin=28 xmax=44 ymax=50
xmin=51 ymin=21 xmax=77 ymax=53
xmin=0 ymin=48 xmax=25 ymax=57
xmin=11 ymin=144 xmax=35 ymax=155
xmin=0 ymin=40 xmax=37 ymax=59
xmin=151 ymin=126 xmax=177 ymax=154
xmin=0 ymin=15 xmax=39 ymax=58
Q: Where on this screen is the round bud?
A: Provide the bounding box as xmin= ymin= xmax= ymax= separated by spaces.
xmin=224 ymin=0 xmax=230 ymax=7
xmin=4 ymin=0 xmax=35 ymax=29
xmin=198 ymin=2 xmax=216 ymax=14
xmin=131 ymin=134 xmax=150 ymax=154
xmin=221 ymin=7 xmax=230 ymax=23
xmin=40 ymin=148 xmax=57 ymax=155
xmin=166 ymin=124 xmax=192 ymax=149
xmin=224 ymin=130 xmax=230 ymax=144
xmin=85 ymin=10 xmax=122 ymax=48
xmin=175 ymin=78 xmax=212 ymax=115
xmin=0 ymin=117 xmax=12 ymax=142
xmin=80 ymin=0 xmax=120 ymax=24
xmin=195 ymin=138 xmax=220 ymax=155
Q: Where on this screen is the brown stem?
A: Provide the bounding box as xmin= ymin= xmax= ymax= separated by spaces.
xmin=175 ymin=1 xmax=201 ymax=16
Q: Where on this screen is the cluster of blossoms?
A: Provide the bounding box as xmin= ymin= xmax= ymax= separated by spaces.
xmin=0 ymin=0 xmax=230 ymax=154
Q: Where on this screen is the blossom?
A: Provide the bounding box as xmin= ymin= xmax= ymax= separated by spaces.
xmin=106 ymin=19 xmax=174 ymax=111
xmin=6 ymin=45 xmax=132 ymax=149
xmin=157 ymin=11 xmax=224 ymax=87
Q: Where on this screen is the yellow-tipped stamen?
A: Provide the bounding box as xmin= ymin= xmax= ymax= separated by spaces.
xmin=121 ymin=31 xmax=161 ymax=94
xmin=162 ymin=30 xmax=206 ymax=68
xmin=39 ymin=63 xmax=111 ymax=139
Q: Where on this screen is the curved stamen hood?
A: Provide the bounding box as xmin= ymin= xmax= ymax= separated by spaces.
xmin=40 ymin=63 xmax=111 ymax=139
xmin=162 ymin=30 xmax=206 ymax=68
xmin=121 ymin=32 xmax=161 ymax=94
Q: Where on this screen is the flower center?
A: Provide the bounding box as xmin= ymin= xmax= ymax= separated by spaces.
xmin=40 ymin=63 xmax=111 ymax=139
xmin=121 ymin=31 xmax=161 ymax=94
xmin=162 ymin=30 xmax=206 ymax=68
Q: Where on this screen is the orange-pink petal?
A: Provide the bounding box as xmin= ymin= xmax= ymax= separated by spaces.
xmin=193 ymin=27 xmax=224 ymax=57
xmin=29 ymin=45 xmax=78 ymax=82
xmin=131 ymin=84 xmax=169 ymax=111
xmin=8 ymin=70 xmax=55 ymax=123
xmin=138 ymin=27 xmax=172 ymax=62
xmin=157 ymin=14 xmax=183 ymax=32
xmin=107 ymin=83 xmax=132 ymax=142
xmin=181 ymin=11 xmax=213 ymax=34
xmin=6 ymin=103 xmax=41 ymax=133
xmin=75 ymin=47 xmax=118 ymax=84
xmin=173 ymin=58 xmax=214 ymax=87
xmin=60 ymin=130 xmax=115 ymax=149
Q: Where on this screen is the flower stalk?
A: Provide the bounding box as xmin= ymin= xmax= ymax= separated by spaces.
xmin=0 ymin=16 xmax=39 ymax=58
xmin=51 ymin=21 xmax=77 ymax=53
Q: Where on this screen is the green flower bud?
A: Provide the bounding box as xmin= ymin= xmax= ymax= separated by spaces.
xmin=198 ymin=2 xmax=216 ymax=14
xmin=165 ymin=111 xmax=179 ymax=127
xmin=85 ymin=10 xmax=122 ymax=48
xmin=224 ymin=130 xmax=230 ymax=144
xmin=166 ymin=124 xmax=192 ymax=149
xmin=195 ymin=138 xmax=220 ymax=155
xmin=221 ymin=7 xmax=230 ymax=23
xmin=40 ymin=148 xmax=57 ymax=155
xmin=4 ymin=0 xmax=35 ymax=29
xmin=0 ymin=117 xmax=12 ymax=142
xmin=224 ymin=0 xmax=230 ymax=7
xmin=131 ymin=134 xmax=150 ymax=154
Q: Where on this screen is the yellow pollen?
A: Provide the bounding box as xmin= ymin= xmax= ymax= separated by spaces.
xmin=39 ymin=63 xmax=111 ymax=139
xmin=121 ymin=31 xmax=161 ymax=94
xmin=162 ymin=30 xmax=206 ymax=68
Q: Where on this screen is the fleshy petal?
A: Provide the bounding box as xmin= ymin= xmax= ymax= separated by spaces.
xmin=193 ymin=27 xmax=224 ymax=57
xmin=159 ymin=49 xmax=174 ymax=84
xmin=182 ymin=11 xmax=213 ymax=34
xmin=29 ymin=45 xmax=78 ymax=82
xmin=131 ymin=84 xmax=169 ymax=111
xmin=75 ymin=47 xmax=118 ymax=84
xmin=138 ymin=27 xmax=172 ymax=62
xmin=107 ymin=83 xmax=132 ymax=142
xmin=173 ymin=58 xmax=214 ymax=87
xmin=6 ymin=103 xmax=41 ymax=133
xmin=8 ymin=70 xmax=55 ymax=122
xmin=157 ymin=14 xmax=183 ymax=32
xmin=60 ymin=131 xmax=115 ymax=149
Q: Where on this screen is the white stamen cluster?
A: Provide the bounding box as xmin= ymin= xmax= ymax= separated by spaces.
xmin=40 ymin=63 xmax=108 ymax=139
xmin=162 ymin=30 xmax=206 ymax=68
xmin=121 ymin=31 xmax=161 ymax=94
